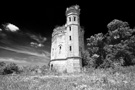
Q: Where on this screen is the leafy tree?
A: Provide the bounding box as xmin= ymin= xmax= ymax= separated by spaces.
xmin=85 ymin=19 xmax=135 ymax=68
xmin=82 ymin=50 xmax=90 ymax=66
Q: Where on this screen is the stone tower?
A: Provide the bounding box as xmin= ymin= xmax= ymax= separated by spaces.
xmin=50 ymin=5 xmax=84 ymax=73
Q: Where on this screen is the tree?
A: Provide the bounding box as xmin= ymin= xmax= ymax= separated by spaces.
xmin=86 ymin=33 xmax=106 ymax=68
xmin=85 ymin=19 xmax=135 ymax=68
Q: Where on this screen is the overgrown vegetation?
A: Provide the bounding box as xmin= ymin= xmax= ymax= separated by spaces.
xmin=0 ymin=62 xmax=51 ymax=75
xmin=1 ymin=67 xmax=135 ymax=90
xmin=82 ymin=19 xmax=135 ymax=69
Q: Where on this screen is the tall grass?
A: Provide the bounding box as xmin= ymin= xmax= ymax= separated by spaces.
xmin=0 ymin=65 xmax=135 ymax=90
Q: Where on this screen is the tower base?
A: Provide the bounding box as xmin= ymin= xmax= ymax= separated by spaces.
xmin=50 ymin=58 xmax=82 ymax=73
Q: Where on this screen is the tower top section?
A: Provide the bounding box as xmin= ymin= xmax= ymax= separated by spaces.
xmin=66 ymin=5 xmax=80 ymax=16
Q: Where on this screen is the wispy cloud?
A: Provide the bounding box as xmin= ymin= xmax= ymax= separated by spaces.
xmin=28 ymin=34 xmax=47 ymax=43
xmin=0 ymin=23 xmax=47 ymax=48
xmin=0 ymin=23 xmax=50 ymax=64
xmin=0 ymin=58 xmax=29 ymax=64
xmin=0 ymin=46 xmax=48 ymax=58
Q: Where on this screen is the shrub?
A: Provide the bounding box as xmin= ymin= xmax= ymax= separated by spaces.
xmin=20 ymin=66 xmax=37 ymax=75
xmin=0 ymin=62 xmax=6 ymax=75
xmin=40 ymin=65 xmax=50 ymax=75
xmin=3 ymin=63 xmax=20 ymax=75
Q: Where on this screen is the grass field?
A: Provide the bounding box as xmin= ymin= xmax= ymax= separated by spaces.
xmin=0 ymin=67 xmax=135 ymax=90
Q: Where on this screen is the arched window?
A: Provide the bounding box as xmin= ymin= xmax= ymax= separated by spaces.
xmin=69 ymin=26 xmax=71 ymax=31
xmin=69 ymin=36 xmax=71 ymax=40
xmin=69 ymin=17 xmax=71 ymax=22
xmin=59 ymin=44 xmax=62 ymax=54
xmin=74 ymin=16 xmax=76 ymax=21
xmin=51 ymin=64 xmax=53 ymax=70
xmin=60 ymin=45 xmax=61 ymax=50
xmin=70 ymin=46 xmax=72 ymax=51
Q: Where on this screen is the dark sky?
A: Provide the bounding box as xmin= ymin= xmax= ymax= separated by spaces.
xmin=1 ymin=1 xmax=135 ymax=40
xmin=0 ymin=1 xmax=135 ymax=41
xmin=0 ymin=1 xmax=135 ymax=65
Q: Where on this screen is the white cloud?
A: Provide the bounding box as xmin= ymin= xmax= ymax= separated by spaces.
xmin=0 ymin=28 xmax=2 ymax=31
xmin=28 ymin=34 xmax=46 ymax=48
xmin=29 ymin=34 xmax=47 ymax=43
xmin=38 ymin=43 xmax=44 ymax=47
xmin=30 ymin=42 xmax=44 ymax=48
xmin=5 ymin=23 xmax=19 ymax=32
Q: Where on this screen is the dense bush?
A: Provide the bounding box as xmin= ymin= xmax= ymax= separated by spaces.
xmin=19 ymin=65 xmax=40 ymax=75
xmin=83 ymin=19 xmax=135 ymax=68
xmin=18 ymin=65 xmax=51 ymax=75
xmin=0 ymin=61 xmax=54 ymax=76
xmin=0 ymin=62 xmax=21 ymax=75
xmin=0 ymin=62 xmax=6 ymax=75
xmin=40 ymin=65 xmax=50 ymax=75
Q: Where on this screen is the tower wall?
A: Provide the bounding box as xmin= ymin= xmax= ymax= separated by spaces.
xmin=72 ymin=25 xmax=79 ymax=57
xmin=51 ymin=28 xmax=67 ymax=60
xmin=50 ymin=5 xmax=84 ymax=73
xmin=50 ymin=60 xmax=67 ymax=72
xmin=66 ymin=58 xmax=81 ymax=73
xmin=66 ymin=5 xmax=82 ymax=73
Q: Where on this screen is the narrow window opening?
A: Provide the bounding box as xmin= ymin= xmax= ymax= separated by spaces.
xmin=69 ymin=36 xmax=71 ymax=40
xmin=69 ymin=26 xmax=71 ymax=31
xmin=51 ymin=64 xmax=53 ymax=70
xmin=69 ymin=17 xmax=71 ymax=22
xmin=74 ymin=17 xmax=76 ymax=21
xmin=59 ymin=45 xmax=62 ymax=54
xmin=60 ymin=46 xmax=61 ymax=50
xmin=70 ymin=46 xmax=72 ymax=51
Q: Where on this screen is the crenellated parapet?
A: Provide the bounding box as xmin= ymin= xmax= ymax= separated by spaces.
xmin=66 ymin=5 xmax=80 ymax=16
xmin=52 ymin=25 xmax=66 ymax=42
